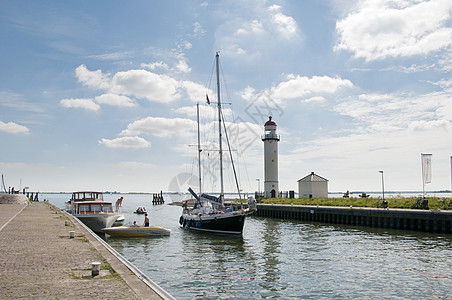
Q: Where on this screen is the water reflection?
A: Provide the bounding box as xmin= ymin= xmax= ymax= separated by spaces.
xmin=257 ymin=217 xmax=283 ymax=297
xmin=45 ymin=194 xmax=452 ymax=299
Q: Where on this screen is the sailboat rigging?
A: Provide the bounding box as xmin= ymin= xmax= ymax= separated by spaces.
xmin=179 ymin=52 xmax=256 ymax=234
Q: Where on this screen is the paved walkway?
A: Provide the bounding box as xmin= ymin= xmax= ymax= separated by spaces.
xmin=0 ymin=202 xmax=165 ymax=300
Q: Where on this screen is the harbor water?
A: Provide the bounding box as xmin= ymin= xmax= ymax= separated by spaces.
xmin=46 ymin=193 xmax=452 ymax=299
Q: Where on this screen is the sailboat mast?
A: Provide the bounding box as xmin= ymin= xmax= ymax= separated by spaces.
xmin=216 ymin=52 xmax=224 ymax=205
xmin=197 ymin=103 xmax=202 ymax=196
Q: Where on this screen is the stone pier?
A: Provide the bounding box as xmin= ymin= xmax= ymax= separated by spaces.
xmin=0 ymin=200 xmax=171 ymax=299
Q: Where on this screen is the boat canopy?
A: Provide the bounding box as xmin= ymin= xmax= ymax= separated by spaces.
xmin=71 ymin=191 xmax=104 ymax=201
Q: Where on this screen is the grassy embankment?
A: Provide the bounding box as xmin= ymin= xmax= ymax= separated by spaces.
xmin=256 ymin=197 xmax=452 ymax=210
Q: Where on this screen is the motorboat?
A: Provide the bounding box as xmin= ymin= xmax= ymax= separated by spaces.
xmin=113 ymin=214 xmax=125 ymax=226
xmin=102 ymin=226 xmax=171 ymax=237
xmin=68 ymin=191 xmax=122 ymax=233
xmin=133 ymin=207 xmax=147 ymax=214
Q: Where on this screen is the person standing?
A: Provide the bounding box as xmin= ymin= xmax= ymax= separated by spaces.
xmin=115 ymin=196 xmax=123 ymax=212
xmin=144 ymin=213 xmax=149 ymax=227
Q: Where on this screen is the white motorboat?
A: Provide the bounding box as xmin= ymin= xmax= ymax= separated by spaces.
xmin=68 ymin=191 xmax=122 ymax=233
xmin=102 ymin=226 xmax=171 ymax=237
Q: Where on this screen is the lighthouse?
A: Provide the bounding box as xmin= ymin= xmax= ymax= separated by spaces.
xmin=262 ymin=116 xmax=280 ymax=198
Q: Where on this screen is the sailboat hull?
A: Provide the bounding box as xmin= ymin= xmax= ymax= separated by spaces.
xmin=180 ymin=211 xmax=247 ymax=234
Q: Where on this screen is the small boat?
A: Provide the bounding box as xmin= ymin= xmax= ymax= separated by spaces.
xmin=67 ymin=191 xmax=122 ymax=233
xmin=113 ymin=214 xmax=125 ymax=226
xmin=133 ymin=207 xmax=147 ymax=214
xmin=102 ymin=226 xmax=171 ymax=237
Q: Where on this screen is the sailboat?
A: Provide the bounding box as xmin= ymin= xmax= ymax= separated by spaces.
xmin=179 ymin=52 xmax=256 ymax=235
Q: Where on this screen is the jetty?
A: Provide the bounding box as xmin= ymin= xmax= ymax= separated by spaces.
xmin=255 ymin=204 xmax=452 ymax=233
xmin=0 ymin=194 xmax=173 ymax=300
xmin=152 ymin=191 xmax=165 ymax=205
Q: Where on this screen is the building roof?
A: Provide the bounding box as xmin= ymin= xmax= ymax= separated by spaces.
xmin=264 ymin=116 xmax=277 ymax=126
xmin=297 ymin=172 xmax=328 ymax=182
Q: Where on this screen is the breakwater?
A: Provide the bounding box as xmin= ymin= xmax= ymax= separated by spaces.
xmin=255 ymin=204 xmax=452 ymax=233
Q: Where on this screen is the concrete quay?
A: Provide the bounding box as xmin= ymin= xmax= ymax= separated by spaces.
xmin=0 ymin=201 xmax=171 ymax=300
xmin=255 ymin=204 xmax=452 ymax=233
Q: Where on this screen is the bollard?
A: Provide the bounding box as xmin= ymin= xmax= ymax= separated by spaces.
xmin=65 ymin=221 xmax=69 ymax=226
xmin=69 ymin=231 xmax=75 ymax=238
xmin=92 ymin=262 xmax=101 ymax=277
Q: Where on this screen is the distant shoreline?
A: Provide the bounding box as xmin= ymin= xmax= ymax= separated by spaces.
xmin=12 ymin=190 xmax=452 ymax=195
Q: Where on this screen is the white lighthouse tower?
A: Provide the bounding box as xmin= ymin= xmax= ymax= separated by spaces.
xmin=262 ymin=116 xmax=280 ymax=198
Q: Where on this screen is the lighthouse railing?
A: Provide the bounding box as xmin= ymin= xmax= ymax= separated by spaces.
xmin=261 ymin=133 xmax=280 ymax=140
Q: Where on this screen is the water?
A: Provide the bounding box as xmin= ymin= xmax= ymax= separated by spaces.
xmin=45 ymin=193 xmax=452 ymax=299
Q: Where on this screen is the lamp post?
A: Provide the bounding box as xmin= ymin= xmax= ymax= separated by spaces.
xmin=379 ymin=171 xmax=385 ymax=201
xmin=256 ymin=178 xmax=260 ymax=195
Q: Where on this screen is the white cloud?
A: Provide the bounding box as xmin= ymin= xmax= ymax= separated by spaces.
xmin=409 ymin=119 xmax=450 ymax=131
xmin=174 ymin=104 xmax=232 ymax=119
xmin=110 ymin=69 xmax=181 ymax=103
xmin=174 ymin=54 xmax=191 ymax=73
xmin=88 ymin=51 xmax=132 ymax=61
xmin=271 ymin=74 xmax=353 ymax=100
xmin=141 ymin=61 xmax=170 ymax=71
xmin=94 ymin=93 xmax=137 ymax=107
xmin=59 ymin=98 xmax=100 ymax=111
xmin=216 ymin=3 xmax=300 ymax=59
xmin=119 ymin=116 xmax=196 ymax=137
xmin=98 ymin=136 xmax=150 ymax=148
xmin=438 ymin=51 xmax=452 ymax=72
xmin=240 ymin=86 xmax=256 ymax=101
xmin=335 ymin=0 xmax=452 ymax=61
xmin=387 ymin=63 xmax=436 ymax=73
xmin=193 ymin=22 xmax=206 ymax=37
xmin=268 ymin=5 xmax=298 ymax=39
xmin=180 ymin=81 xmax=213 ymax=103
xmin=235 ymin=20 xmax=265 ymax=36
xmin=179 ymin=40 xmax=192 ymax=50
xmin=68 ymin=63 xmax=208 ymax=108
xmin=303 ymin=96 xmax=327 ymax=103
xmin=334 ymin=90 xmax=452 ymax=133
xmin=0 ymin=120 xmax=30 ymax=134
xmin=141 ymin=54 xmax=190 ymax=74
xmin=75 ymin=64 xmax=111 ymax=90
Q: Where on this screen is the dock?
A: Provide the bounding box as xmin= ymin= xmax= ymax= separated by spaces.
xmin=0 ymin=197 xmax=173 ymax=300
xmin=255 ymin=204 xmax=452 ymax=233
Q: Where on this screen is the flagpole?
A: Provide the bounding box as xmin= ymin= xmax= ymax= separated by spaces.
xmin=421 ymin=153 xmax=425 ymax=198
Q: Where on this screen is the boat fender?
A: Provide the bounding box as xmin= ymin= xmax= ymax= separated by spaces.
xmin=179 ymin=216 xmax=184 ymax=225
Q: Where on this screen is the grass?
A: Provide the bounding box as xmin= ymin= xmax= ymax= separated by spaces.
xmin=258 ymin=196 xmax=452 ymax=210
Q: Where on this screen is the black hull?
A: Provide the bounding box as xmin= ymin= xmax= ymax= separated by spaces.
xmin=180 ymin=212 xmax=246 ymax=234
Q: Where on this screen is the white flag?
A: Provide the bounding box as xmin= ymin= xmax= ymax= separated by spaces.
xmin=421 ymin=153 xmax=432 ymax=184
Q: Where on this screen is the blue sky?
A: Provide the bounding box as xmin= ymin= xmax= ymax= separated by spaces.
xmin=1 ymin=0 xmax=452 ymax=194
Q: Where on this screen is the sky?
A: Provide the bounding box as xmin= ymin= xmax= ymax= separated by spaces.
xmin=1 ymin=0 xmax=452 ymax=194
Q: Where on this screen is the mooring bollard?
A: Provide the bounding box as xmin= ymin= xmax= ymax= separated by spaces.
xmin=92 ymin=262 xmax=101 ymax=277
xmin=69 ymin=231 xmax=75 ymax=238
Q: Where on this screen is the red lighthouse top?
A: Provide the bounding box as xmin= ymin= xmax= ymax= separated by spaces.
xmin=264 ymin=116 xmax=277 ymax=126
